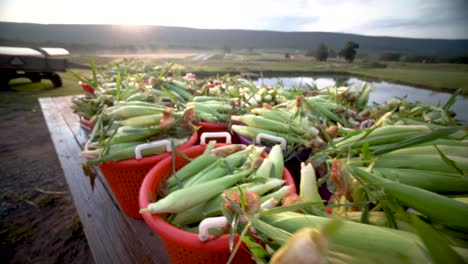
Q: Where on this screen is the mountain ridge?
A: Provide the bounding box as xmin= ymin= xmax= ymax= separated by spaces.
xmin=1 ymin=22 xmax=467 ymax=55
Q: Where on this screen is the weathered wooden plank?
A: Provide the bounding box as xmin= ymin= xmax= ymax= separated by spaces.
xmin=39 ymin=97 xmax=169 ymax=264
xmin=51 ymin=96 xmax=89 ymax=146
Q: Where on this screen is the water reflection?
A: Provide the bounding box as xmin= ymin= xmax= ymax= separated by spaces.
xmin=255 ymin=76 xmax=468 ymax=122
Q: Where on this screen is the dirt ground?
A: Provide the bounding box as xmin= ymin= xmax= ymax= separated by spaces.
xmin=0 ymin=109 xmax=93 ymax=263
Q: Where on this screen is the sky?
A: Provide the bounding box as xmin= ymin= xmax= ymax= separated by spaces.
xmin=0 ymin=0 xmax=467 ymax=39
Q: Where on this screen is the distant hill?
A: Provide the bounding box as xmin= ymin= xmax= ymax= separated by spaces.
xmin=1 ymin=22 xmax=468 ymax=56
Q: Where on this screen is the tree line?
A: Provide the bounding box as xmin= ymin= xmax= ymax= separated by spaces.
xmin=306 ymin=41 xmax=360 ymax=63
xmin=306 ymin=41 xmax=468 ymax=64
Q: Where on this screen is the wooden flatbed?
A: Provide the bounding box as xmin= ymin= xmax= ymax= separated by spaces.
xmin=39 ymin=95 xmax=171 ymax=264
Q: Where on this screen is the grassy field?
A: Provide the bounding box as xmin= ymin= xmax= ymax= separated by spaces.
xmin=0 ymin=72 xmax=83 ymax=114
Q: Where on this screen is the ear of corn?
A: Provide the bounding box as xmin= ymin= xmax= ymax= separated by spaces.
xmin=250 ymin=108 xmax=290 ymax=123
xmin=260 ymin=212 xmax=430 ymax=263
xmin=141 ymin=171 xmax=248 ymax=214
xmin=334 ymin=125 xmax=432 ymax=149
xmin=231 ymin=125 xmax=304 ymax=145
xmin=105 ymin=105 xmax=165 ymax=119
xmin=167 ymin=144 xmax=246 ymax=188
xmin=232 ymin=114 xmax=305 ymax=135
xmin=374 ymin=155 xmax=468 ymax=174
xmin=259 ymin=185 xmax=291 ymax=203
xmin=118 ymin=113 xmax=163 ymax=126
xmin=167 ymin=154 xmax=220 ymax=188
xmin=253 ymin=158 xmax=273 ymax=178
xmin=371 ymin=167 xmax=468 ymax=194
xmin=171 ymin=179 xmax=286 ymax=226
xmin=372 ymin=126 xmax=463 ymax=156
xmin=268 ymin=145 xmax=284 ymax=179
xmin=109 ymin=126 xmax=162 ymax=144
xmin=183 ymin=149 xmax=249 ymax=187
xmin=300 ymin=163 xmax=323 ymax=206
xmin=348 ymin=166 xmax=468 ymax=231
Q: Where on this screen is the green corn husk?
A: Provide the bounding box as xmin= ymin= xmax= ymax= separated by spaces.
xmin=250 ymin=108 xmax=290 ymax=123
xmin=167 ymin=144 xmax=246 ymax=187
xmin=105 ymin=105 xmax=165 ymax=119
xmin=260 ymin=212 xmax=430 ymax=263
xmin=374 ymin=154 xmax=468 ymax=174
xmin=341 ymin=211 xmax=416 ymax=233
xmin=259 ymin=185 xmax=291 ymax=203
xmin=118 ymin=113 xmax=163 ymax=127
xmin=254 ymin=158 xmax=273 ymax=178
xmin=375 ymin=145 xmax=468 ymax=158
xmin=334 ymin=125 xmax=431 ymax=149
xmin=109 ymin=126 xmax=162 ymax=144
xmin=268 ymin=145 xmax=284 ymax=179
xmin=231 ymin=125 xmax=304 ymax=145
xmin=231 ymin=114 xmax=310 ymax=136
xmin=409 ymin=213 xmax=466 ymax=264
xmin=371 ymin=167 xmax=468 ymax=194
xmin=348 ymin=166 xmax=468 ymax=231
xmin=300 ymin=163 xmax=323 ymax=205
xmin=140 ymin=171 xmax=247 ymax=214
xmin=182 ymin=148 xmax=250 ymax=187
xmin=171 ymin=179 xmax=285 ymax=226
xmin=371 ymin=126 xmax=463 ymax=156
xmin=167 ymin=154 xmax=219 ymax=187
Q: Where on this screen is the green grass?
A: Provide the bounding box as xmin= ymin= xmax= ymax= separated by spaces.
xmin=350 ymin=63 xmax=468 ymax=94
xmin=0 ymin=72 xmax=84 ymax=114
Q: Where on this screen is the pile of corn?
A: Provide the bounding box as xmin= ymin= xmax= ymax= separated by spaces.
xmin=71 ymin=60 xmax=467 ymax=263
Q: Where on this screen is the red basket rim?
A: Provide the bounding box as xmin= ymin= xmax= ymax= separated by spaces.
xmin=198 ymin=121 xmax=229 ymax=130
xmin=139 ymin=143 xmax=296 ymax=252
xmin=102 ymin=131 xmax=198 ymax=167
xmin=80 ymin=116 xmax=94 ymax=129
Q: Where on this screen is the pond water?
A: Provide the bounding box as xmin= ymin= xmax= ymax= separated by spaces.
xmin=254 ymin=76 xmax=468 ymax=122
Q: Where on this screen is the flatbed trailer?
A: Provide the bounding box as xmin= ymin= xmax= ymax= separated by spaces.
xmin=0 ymin=46 xmax=70 ymax=89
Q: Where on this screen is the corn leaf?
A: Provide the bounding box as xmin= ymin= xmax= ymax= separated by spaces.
xmin=320 ymin=126 xmax=335 ymax=148
xmin=434 ymin=145 xmax=464 ymax=176
xmin=443 ymin=88 xmax=461 ymax=111
xmin=361 ymin=142 xmax=371 ymax=161
xmin=409 ymin=214 xmax=465 ymax=264
xmin=116 ymin=72 xmax=121 ymax=100
xmin=160 ymin=86 xmax=178 ymax=104
xmin=67 ymin=70 xmax=89 ymax=85
xmin=241 ymin=235 xmax=269 ymax=261
xmin=246 ymin=214 xmax=291 ymax=245
xmin=372 ymin=126 xmax=461 ymax=156
xmin=89 ymin=56 xmax=98 ymax=87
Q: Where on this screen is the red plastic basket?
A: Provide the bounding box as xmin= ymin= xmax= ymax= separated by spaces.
xmin=100 ymin=132 xmax=198 ymax=219
xmin=139 ymin=144 xmax=296 ymax=264
xmin=80 ymin=116 xmax=94 ymax=130
xmin=197 ymin=122 xmax=240 ymax=144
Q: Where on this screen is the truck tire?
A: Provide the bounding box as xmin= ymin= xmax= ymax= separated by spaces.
xmin=27 ymin=73 xmax=42 ymax=83
xmin=0 ymin=76 xmax=11 ymax=90
xmin=49 ymin=73 xmax=62 ymax=88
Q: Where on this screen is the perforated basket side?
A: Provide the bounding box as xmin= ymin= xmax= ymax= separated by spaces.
xmin=100 ymin=163 xmax=156 ymax=218
xmin=163 ymin=238 xmax=253 ymax=264
xmin=99 ymin=132 xmax=198 ymax=219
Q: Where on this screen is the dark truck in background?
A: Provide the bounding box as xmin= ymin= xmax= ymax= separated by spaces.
xmin=0 ymin=46 xmax=69 ymax=89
